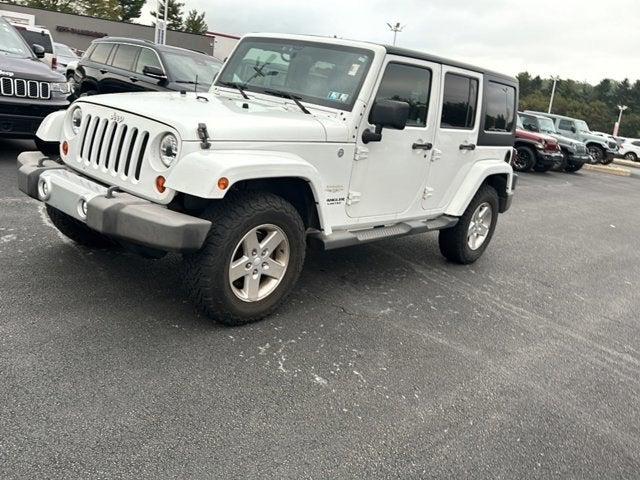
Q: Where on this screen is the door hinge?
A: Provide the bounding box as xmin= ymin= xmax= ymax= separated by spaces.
xmin=354 ymin=146 xmax=369 ymax=161
xmin=431 ymin=148 xmax=442 ymax=162
xmin=422 ymin=187 xmax=434 ymax=199
xmin=346 ymin=191 xmax=362 ymax=205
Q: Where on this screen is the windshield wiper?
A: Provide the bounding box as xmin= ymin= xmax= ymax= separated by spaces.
xmin=218 ymin=81 xmax=249 ymax=100
xmin=263 ymin=89 xmax=310 ymax=115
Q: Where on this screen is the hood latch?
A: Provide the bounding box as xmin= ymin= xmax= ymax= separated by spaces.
xmin=197 ymin=123 xmax=211 ymax=149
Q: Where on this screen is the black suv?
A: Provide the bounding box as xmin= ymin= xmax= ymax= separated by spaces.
xmin=72 ymin=38 xmax=222 ymax=97
xmin=0 ymin=17 xmax=70 ymax=142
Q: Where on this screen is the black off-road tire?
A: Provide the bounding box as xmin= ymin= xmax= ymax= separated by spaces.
xmin=588 ymin=144 xmax=606 ymax=164
xmin=438 ymin=185 xmax=499 ymax=265
xmin=564 ymin=161 xmax=584 ymax=173
xmin=184 ymin=191 xmax=306 ymax=326
xmin=533 ymin=162 xmax=553 ymax=173
xmin=45 ymin=204 xmax=114 ymax=248
xmin=513 ymin=146 xmax=536 ymax=172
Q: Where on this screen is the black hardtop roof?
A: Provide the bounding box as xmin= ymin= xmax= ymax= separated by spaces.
xmin=383 ymin=45 xmax=517 ymax=83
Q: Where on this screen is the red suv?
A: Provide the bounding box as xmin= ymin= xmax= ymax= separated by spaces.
xmin=513 ymin=116 xmax=563 ymax=172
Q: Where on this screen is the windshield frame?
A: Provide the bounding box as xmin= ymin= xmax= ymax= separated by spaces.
xmin=213 ymin=37 xmax=376 ymax=112
xmin=537 ymin=116 xmax=557 ymax=134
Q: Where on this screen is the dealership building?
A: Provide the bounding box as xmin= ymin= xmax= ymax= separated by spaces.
xmin=0 ymin=3 xmax=239 ymax=60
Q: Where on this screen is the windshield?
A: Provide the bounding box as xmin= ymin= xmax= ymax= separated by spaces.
xmin=516 ymin=115 xmax=524 ymax=129
xmin=575 ymin=120 xmax=590 ymax=133
xmin=55 ymin=43 xmax=78 ymax=59
xmin=0 ymin=19 xmax=33 ymax=58
xmin=164 ymin=51 xmax=222 ymax=87
xmin=538 ymin=117 xmax=557 ymax=134
xmin=215 ymin=38 xmax=374 ymax=111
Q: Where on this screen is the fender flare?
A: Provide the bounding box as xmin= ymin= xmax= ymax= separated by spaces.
xmin=166 ymin=149 xmax=327 ymax=229
xmin=445 ymin=160 xmax=514 ymax=217
xmin=35 ymin=110 xmax=66 ymax=142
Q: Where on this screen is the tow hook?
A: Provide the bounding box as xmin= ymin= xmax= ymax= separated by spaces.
xmin=197 ymin=123 xmax=211 ymax=149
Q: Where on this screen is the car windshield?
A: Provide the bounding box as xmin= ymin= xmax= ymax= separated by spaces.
xmin=214 ymin=38 xmax=374 ymax=111
xmin=163 ymin=50 xmax=222 ymax=87
xmin=517 ymin=115 xmax=524 ymax=129
xmin=0 ymin=19 xmax=32 ymax=58
xmin=538 ymin=117 xmax=557 ymax=134
xmin=575 ymin=120 xmax=590 ymax=133
xmin=55 ymin=43 xmax=78 ymax=59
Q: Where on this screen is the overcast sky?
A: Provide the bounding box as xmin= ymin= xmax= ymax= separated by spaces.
xmin=144 ymin=0 xmax=639 ymax=84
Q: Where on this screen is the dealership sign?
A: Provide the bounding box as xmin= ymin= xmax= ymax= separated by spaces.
xmin=56 ymin=26 xmax=107 ymax=38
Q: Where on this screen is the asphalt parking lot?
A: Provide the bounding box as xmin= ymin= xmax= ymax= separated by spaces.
xmin=1 ymin=138 xmax=640 ymax=479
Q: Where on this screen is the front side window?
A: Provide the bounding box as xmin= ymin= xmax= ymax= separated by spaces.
xmin=575 ymin=120 xmax=590 ymax=133
xmin=136 ymin=48 xmax=162 ymax=74
xmin=558 ymin=119 xmax=574 ymax=131
xmin=484 ymin=81 xmax=515 ymax=132
xmin=215 ymin=38 xmax=374 ymax=111
xmin=90 ymin=43 xmax=113 ymax=64
xmin=441 ymin=73 xmax=478 ymax=129
xmin=111 ymin=44 xmax=140 ymax=71
xmin=372 ymin=63 xmax=431 ymax=127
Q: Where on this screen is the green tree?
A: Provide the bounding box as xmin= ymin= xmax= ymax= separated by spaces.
xmin=77 ymin=0 xmax=123 ymax=20
xmin=118 ymin=0 xmax=145 ymax=22
xmin=150 ymin=0 xmax=185 ymax=31
xmin=183 ymin=9 xmax=207 ymax=34
xmin=22 ymin=0 xmax=77 ymax=14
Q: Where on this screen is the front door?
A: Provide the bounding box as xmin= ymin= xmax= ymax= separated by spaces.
xmin=346 ymin=57 xmax=441 ymax=218
xmin=425 ymin=67 xmax=483 ymax=211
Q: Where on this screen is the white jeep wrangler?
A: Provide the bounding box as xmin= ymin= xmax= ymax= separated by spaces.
xmin=17 ymin=34 xmax=518 ymax=325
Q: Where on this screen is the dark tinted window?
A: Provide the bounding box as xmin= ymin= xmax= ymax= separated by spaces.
xmin=15 ymin=28 xmax=53 ymax=53
xmin=484 ymin=82 xmax=515 ymax=132
xmin=441 ymin=73 xmax=478 ymax=129
xmin=558 ymin=119 xmax=574 ymax=131
xmin=632 ymin=141 xmax=640 ymax=147
xmin=89 ymin=43 xmax=113 ymax=64
xmin=111 ymin=44 xmax=140 ymax=71
xmin=372 ymin=63 xmax=431 ymax=127
xmin=519 ymin=114 xmax=537 ymax=132
xmin=135 ymin=48 xmax=162 ymax=74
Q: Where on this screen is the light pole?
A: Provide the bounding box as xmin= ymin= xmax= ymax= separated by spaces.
xmin=547 ymin=75 xmax=560 ymax=114
xmin=614 ymin=105 xmax=628 ymax=136
xmin=386 ymin=22 xmax=405 ymax=46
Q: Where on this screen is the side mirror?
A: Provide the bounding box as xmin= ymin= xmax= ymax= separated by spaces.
xmin=570 ymin=126 xmax=576 ymax=133
xmin=362 ymin=99 xmax=410 ymax=144
xmin=142 ymin=65 xmax=167 ymax=79
xmin=32 ymin=44 xmax=45 ymax=59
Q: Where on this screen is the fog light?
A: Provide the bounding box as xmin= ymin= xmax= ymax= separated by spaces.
xmin=62 ymin=141 xmax=69 ymax=156
xmin=77 ymin=198 xmax=88 ymax=219
xmin=38 ymin=178 xmax=50 ymax=200
xmin=155 ymin=176 xmax=166 ymax=193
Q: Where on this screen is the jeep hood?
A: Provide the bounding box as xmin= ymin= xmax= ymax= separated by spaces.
xmin=548 ymin=133 xmax=580 ymax=146
xmin=79 ymin=92 xmax=341 ymax=143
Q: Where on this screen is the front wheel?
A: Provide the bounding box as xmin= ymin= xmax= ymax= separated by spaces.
xmin=588 ymin=145 xmax=606 ymax=164
xmin=184 ymin=191 xmax=306 ymax=326
xmin=564 ymin=161 xmax=584 ymax=173
xmin=45 ymin=205 xmax=114 ymax=248
xmin=439 ymin=185 xmax=499 ymax=265
xmin=513 ymin=146 xmax=535 ymax=172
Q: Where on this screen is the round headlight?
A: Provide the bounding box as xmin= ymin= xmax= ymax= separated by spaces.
xmin=159 ymin=133 xmax=178 ymax=167
xmin=71 ymin=107 xmax=83 ymax=135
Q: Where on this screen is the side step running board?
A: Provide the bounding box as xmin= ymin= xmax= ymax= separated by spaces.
xmin=308 ymin=215 xmax=459 ymax=250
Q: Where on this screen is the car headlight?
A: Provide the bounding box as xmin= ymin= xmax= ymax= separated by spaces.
xmin=159 ymin=133 xmax=179 ymax=167
xmin=51 ymin=82 xmax=72 ymax=95
xmin=71 ymin=107 xmax=82 ymax=135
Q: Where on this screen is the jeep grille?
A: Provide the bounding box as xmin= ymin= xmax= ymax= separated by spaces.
xmin=77 ymin=114 xmax=150 ymax=182
xmin=0 ymin=77 xmax=51 ymax=100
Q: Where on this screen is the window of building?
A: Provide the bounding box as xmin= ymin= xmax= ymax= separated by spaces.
xmin=441 ymin=73 xmax=478 ymax=129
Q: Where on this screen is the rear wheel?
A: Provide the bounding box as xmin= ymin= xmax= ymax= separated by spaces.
xmin=439 ymin=185 xmax=499 ymax=265
xmin=184 ymin=191 xmax=306 ymax=326
xmin=513 ymin=146 xmax=535 ymax=172
xmin=624 ymin=152 xmax=638 ymax=162
xmin=45 ymin=205 xmax=114 ymax=248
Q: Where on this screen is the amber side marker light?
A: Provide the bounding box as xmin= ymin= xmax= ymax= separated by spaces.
xmin=217 ymin=177 xmax=229 ymax=190
xmin=155 ymin=176 xmax=166 ymax=193
xmin=61 ymin=141 xmax=69 ymax=156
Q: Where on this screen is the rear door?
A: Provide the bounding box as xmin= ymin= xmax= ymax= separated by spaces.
xmin=426 ymin=67 xmax=483 ymax=211
xmin=105 ymin=44 xmax=143 ymax=94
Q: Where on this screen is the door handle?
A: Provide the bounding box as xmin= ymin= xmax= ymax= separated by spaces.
xmin=99 ymin=69 xmax=108 ymax=74
xmin=412 ymin=142 xmax=433 ymax=150
xmin=459 ymin=143 xmax=476 ymax=151
xmin=129 ymin=77 xmax=139 ymax=83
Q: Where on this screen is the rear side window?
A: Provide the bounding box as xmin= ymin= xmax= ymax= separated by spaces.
xmin=372 ymin=63 xmax=431 ymax=127
xmin=135 ymin=48 xmax=162 ymax=74
xmin=441 ymin=73 xmax=478 ymax=129
xmin=89 ymin=43 xmax=113 ymax=64
xmin=558 ymin=119 xmax=574 ymax=131
xmin=632 ymin=141 xmax=640 ymax=147
xmin=16 ymin=28 xmax=53 ymax=53
xmin=484 ymin=81 xmax=515 ymax=132
xmin=111 ymin=44 xmax=140 ymax=71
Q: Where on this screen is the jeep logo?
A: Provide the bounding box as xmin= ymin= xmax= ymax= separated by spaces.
xmin=0 ymin=69 xmax=14 ymax=77
xmin=109 ymin=112 xmax=124 ymax=123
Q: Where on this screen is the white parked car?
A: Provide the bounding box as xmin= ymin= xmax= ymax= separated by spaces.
xmin=17 ymin=33 xmax=517 ymax=325
xmin=11 ymin=24 xmax=56 ymax=70
xmin=619 ymin=139 xmax=640 ymax=162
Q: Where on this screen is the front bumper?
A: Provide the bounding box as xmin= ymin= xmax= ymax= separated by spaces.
xmin=0 ymin=99 xmax=68 ymax=138
xmin=565 ymin=152 xmax=591 ymax=165
xmin=17 ymin=152 xmax=211 ymax=252
xmin=535 ymin=150 xmax=564 ymax=167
